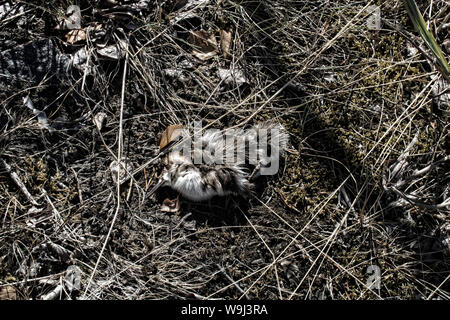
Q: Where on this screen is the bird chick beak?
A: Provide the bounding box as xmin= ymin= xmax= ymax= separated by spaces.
xmin=148 ymin=178 xmax=164 ymax=196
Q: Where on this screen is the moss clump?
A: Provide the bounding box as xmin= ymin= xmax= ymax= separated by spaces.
xmin=24 ymin=157 xmax=48 ymax=193
xmin=280 ymin=153 xmax=339 ymax=212
xmin=23 ymin=157 xmax=77 ymax=205
xmin=0 ymin=259 xmax=16 ymax=283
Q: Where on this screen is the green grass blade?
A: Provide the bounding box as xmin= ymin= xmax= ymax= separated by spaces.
xmin=403 ymin=0 xmax=450 ymax=80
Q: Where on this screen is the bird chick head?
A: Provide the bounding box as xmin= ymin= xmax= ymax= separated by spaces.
xmin=149 ymin=151 xmax=191 ymax=195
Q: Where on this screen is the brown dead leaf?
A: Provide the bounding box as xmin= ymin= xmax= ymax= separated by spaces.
xmin=161 ymin=197 xmax=180 ymax=213
xmin=220 ymin=29 xmax=232 ymax=59
xmin=65 ymin=29 xmax=86 ymax=44
xmin=188 ymin=30 xmax=218 ymax=61
xmin=159 ymin=124 xmax=184 ymax=150
xmin=97 ymin=43 xmax=126 ymax=60
xmin=64 ymin=24 xmax=103 ymax=45
xmin=0 ymin=286 xmax=17 ymax=300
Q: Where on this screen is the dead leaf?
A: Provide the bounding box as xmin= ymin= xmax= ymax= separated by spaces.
xmin=56 ymin=5 xmax=81 ymax=30
xmin=64 ymin=24 xmax=103 ymax=45
xmin=97 ymin=44 xmax=126 ymax=60
xmin=218 ymin=67 xmax=247 ymax=86
xmin=168 ymin=0 xmax=210 ymax=25
xmin=161 ymin=197 xmax=180 ymax=213
xmin=0 ymin=286 xmax=17 ymax=300
xmin=220 ymin=29 xmax=232 ymax=59
xmin=65 ymin=29 xmax=86 ymax=44
xmin=188 ymin=30 xmax=218 ymax=61
xmin=109 ymin=158 xmax=134 ymax=185
xmin=71 ymin=46 xmax=89 ymax=71
xmin=159 ymin=124 xmax=184 ymax=150
xmin=94 ymin=112 xmax=107 ymax=131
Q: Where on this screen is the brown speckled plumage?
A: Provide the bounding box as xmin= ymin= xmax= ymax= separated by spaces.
xmin=151 ymin=122 xmax=288 ymax=202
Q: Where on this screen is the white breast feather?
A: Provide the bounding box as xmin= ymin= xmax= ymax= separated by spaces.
xmin=171 ymin=168 xmax=217 ymax=201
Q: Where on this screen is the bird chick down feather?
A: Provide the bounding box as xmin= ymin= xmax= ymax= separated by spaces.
xmin=150 ymin=121 xmax=289 ymax=202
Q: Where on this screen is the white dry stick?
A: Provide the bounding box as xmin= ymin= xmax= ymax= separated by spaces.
xmin=0 ymin=272 xmax=65 ymax=288
xmin=391 ymin=186 xmax=450 ymax=210
xmin=65 ymin=265 xmax=82 ymax=293
xmin=383 ymin=133 xmax=450 ymax=210
xmin=46 ymin=242 xmax=72 ymax=261
xmin=339 ymin=185 xmax=359 ymax=226
xmin=81 ymin=46 xmax=91 ymax=92
xmin=82 ymin=42 xmax=128 ymax=298
xmin=41 ymin=284 xmax=63 ymax=300
xmin=427 ymin=274 xmax=450 ymax=300
xmin=216 ymin=264 xmax=250 ymax=299
xmin=43 ymin=189 xmax=64 ymax=228
xmin=390 ymin=133 xmax=418 ymax=179
xmin=1 ymin=159 xmax=39 ymax=206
